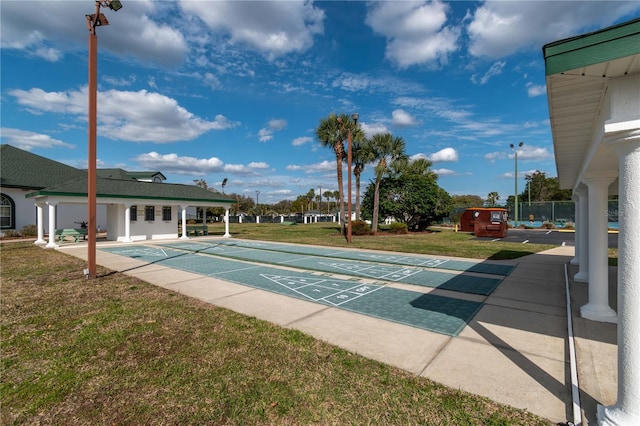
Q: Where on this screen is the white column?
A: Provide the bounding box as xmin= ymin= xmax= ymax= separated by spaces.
xmin=45 ymin=202 xmax=58 ymax=249
xmin=34 ymin=203 xmax=46 ymax=245
xmin=122 ymin=204 xmax=133 ymax=243
xmin=180 ymin=205 xmax=189 ymax=240
xmin=570 ymin=194 xmax=579 ymax=265
xmin=598 ymin=131 xmax=640 ymax=425
xmin=574 ymin=185 xmax=589 ymax=282
xmin=580 ymin=174 xmax=617 ymax=323
xmin=223 ymin=208 xmax=231 ymax=238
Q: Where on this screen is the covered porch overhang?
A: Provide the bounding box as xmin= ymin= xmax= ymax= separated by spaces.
xmin=544 ymin=18 xmax=640 ymax=426
xmin=26 ymin=191 xmax=235 ymax=247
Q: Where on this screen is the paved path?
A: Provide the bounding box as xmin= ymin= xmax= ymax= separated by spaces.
xmin=58 ymin=238 xmax=617 ymax=425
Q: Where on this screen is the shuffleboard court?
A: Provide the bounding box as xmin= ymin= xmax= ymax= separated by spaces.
xmin=170 ymin=239 xmax=515 ymax=276
xmin=101 ymin=245 xmax=484 ymax=336
xmin=159 ymin=241 xmax=503 ymax=296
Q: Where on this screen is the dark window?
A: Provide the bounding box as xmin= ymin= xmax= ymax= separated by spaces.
xmin=145 ymin=206 xmax=155 ymax=221
xmin=130 ymin=205 xmax=137 ymax=221
xmin=162 ymin=206 xmax=171 ymax=221
xmin=1 ymin=194 xmax=15 ymax=229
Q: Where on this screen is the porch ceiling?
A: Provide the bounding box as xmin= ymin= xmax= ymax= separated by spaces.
xmin=544 ymin=18 xmax=640 ymax=190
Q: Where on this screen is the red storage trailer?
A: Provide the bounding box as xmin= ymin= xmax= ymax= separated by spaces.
xmin=459 ymin=208 xmax=508 ymax=238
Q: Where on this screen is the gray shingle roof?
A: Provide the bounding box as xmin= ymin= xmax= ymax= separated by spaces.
xmin=26 ymin=176 xmax=236 ymax=204
xmin=1 ymin=144 xmax=85 ymax=189
xmin=2 ymin=144 xmax=235 ymax=205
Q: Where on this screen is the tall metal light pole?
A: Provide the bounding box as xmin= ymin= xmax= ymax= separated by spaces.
xmin=510 ymin=142 xmax=523 ymax=227
xmin=85 ymin=0 xmax=122 ymax=279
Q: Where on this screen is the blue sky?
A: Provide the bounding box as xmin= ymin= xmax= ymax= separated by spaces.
xmin=2 ymin=1 xmax=639 ymax=205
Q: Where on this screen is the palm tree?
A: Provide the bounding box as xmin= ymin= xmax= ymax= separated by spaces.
xmin=487 ymin=191 xmax=500 ymax=207
xmin=368 ymin=133 xmax=408 ymax=235
xmin=323 ymin=191 xmax=333 ymax=214
xmin=332 ymin=190 xmax=340 ymax=212
xmin=352 ymin=136 xmax=373 ymax=220
xmin=306 ymin=188 xmax=315 ymax=211
xmin=315 ymin=113 xmax=357 ymax=230
xmin=395 ymin=157 xmax=436 ymax=178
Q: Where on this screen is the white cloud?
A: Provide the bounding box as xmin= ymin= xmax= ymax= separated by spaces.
xmin=258 ymin=118 xmax=288 ymax=142
xmin=467 ymin=1 xmax=640 ymax=58
xmin=247 ymin=162 xmax=269 ymax=169
xmin=365 ymin=0 xmax=460 ymax=68
xmin=433 ymin=168 xmax=457 ymax=176
xmin=287 ymin=160 xmax=334 ymax=174
xmin=258 ymin=128 xmax=273 ymax=143
xmin=134 ymin=152 xmax=224 ymax=175
xmin=487 ymin=145 xmax=553 ymax=163
xmin=8 ymin=87 xmax=239 ymax=143
xmin=179 ymin=0 xmax=325 ymax=59
xmin=428 ymin=147 xmax=458 ymax=162
xmin=391 ymin=109 xmax=418 ymax=127
xmin=484 ymin=151 xmax=505 ymax=163
xmin=512 ymin=145 xmax=553 ymax=161
xmin=526 ymin=82 xmax=546 ymax=97
xmin=0 ymin=128 xmax=74 ymax=150
xmin=33 ymin=47 xmax=62 ymax=62
xmin=0 ymin=0 xmax=188 ymax=66
xmin=360 ymin=122 xmax=389 ymax=138
xmin=292 ymin=136 xmax=313 ymax=146
xmin=471 ymin=61 xmax=506 ymax=85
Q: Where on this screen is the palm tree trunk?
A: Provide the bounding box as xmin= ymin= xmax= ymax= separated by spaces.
xmin=372 ymin=178 xmax=381 ymax=235
xmin=355 ymin=172 xmax=361 ymax=221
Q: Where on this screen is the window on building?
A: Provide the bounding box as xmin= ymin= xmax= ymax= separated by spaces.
xmin=162 ymin=206 xmax=171 ymax=221
xmin=145 ymin=206 xmax=155 ymax=221
xmin=1 ymin=194 xmax=15 ymax=229
xmin=130 ymin=205 xmax=137 ymax=221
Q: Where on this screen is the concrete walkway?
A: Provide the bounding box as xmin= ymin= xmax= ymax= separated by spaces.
xmin=58 ymin=239 xmax=617 ymax=425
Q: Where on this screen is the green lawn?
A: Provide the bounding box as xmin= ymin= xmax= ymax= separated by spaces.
xmin=206 ymin=222 xmax=556 ymax=260
xmin=1 ymin=240 xmax=551 ymax=425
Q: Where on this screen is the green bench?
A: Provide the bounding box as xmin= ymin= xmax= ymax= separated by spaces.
xmin=185 ymin=225 xmax=208 ymax=236
xmin=55 ymin=228 xmax=88 ymax=243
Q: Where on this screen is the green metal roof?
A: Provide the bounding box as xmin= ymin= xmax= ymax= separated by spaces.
xmin=543 ymin=17 xmax=640 ymax=76
xmin=0 ymin=144 xmax=85 ymax=190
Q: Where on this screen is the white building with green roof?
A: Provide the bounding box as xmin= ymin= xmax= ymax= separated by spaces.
xmin=1 ymin=144 xmax=235 ymax=245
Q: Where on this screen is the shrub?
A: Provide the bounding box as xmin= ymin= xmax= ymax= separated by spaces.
xmin=1 ymin=230 xmax=21 ymax=238
xmin=541 ymin=221 xmax=556 ymax=229
xmin=388 ymin=222 xmax=408 ymax=234
xmin=350 ymin=220 xmax=370 ymax=236
xmin=20 ymin=224 xmax=38 ymax=237
xmin=563 ymin=221 xmax=575 ymax=230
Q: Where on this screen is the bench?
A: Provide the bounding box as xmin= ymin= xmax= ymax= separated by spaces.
xmin=55 ymin=228 xmax=88 ymax=243
xmin=185 ymin=225 xmax=208 ymax=236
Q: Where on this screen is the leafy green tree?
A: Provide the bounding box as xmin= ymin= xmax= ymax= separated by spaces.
xmin=272 ymin=199 xmax=293 ymax=214
xmin=367 ymin=133 xmax=408 ymax=234
xmin=522 ymin=170 xmax=572 ymax=201
xmin=451 ymin=194 xmax=483 ymax=208
xmin=361 ymin=172 xmax=451 ymax=231
xmin=226 ymin=193 xmax=254 ymax=215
